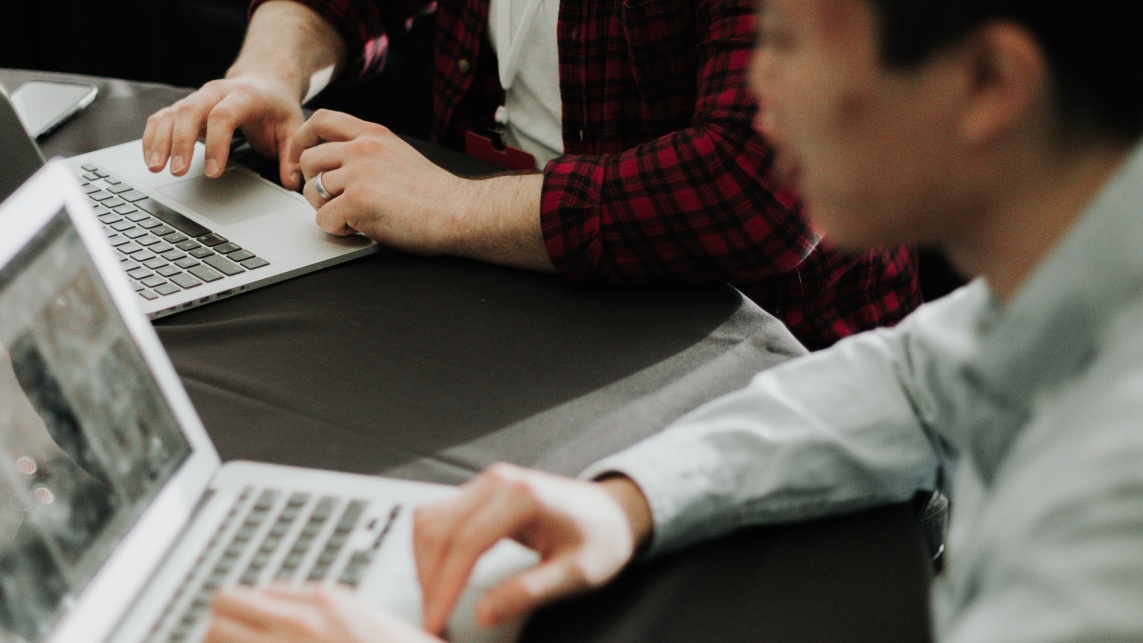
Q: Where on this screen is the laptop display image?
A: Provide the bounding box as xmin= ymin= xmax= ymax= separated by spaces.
xmin=0 ymin=85 xmax=375 ymax=319
xmin=0 ymin=163 xmax=532 ymax=643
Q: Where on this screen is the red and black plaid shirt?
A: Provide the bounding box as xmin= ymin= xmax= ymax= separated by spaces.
xmin=251 ymin=0 xmax=922 ymax=349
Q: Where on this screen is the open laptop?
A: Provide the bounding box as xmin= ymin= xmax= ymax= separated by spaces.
xmin=0 ymin=84 xmax=375 ymax=320
xmin=0 ymin=162 xmax=534 ymax=642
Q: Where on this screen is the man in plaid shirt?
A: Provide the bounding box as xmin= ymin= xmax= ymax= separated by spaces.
xmin=142 ymin=0 xmax=920 ymax=349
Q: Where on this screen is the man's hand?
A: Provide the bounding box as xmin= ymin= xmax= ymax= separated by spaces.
xmin=291 ymin=109 xmax=557 ymax=271
xmin=204 ymin=586 xmax=442 ymax=643
xmin=290 ymin=109 xmax=473 ymax=254
xmin=142 ymin=75 xmax=306 ymax=187
xmin=413 ymin=463 xmax=654 ymax=635
xmin=139 ymin=0 xmax=346 ymax=190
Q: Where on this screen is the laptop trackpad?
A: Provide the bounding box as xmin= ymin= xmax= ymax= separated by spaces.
xmin=156 ymin=169 xmax=303 ymax=227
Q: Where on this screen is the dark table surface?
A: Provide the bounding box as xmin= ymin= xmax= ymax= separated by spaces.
xmin=1 ymin=68 xmax=932 ymax=642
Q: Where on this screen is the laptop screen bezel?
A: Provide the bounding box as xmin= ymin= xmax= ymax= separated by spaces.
xmin=0 ymin=161 xmax=222 ymax=643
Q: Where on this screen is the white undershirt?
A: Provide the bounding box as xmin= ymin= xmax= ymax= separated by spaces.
xmin=486 ymin=0 xmax=564 ymax=169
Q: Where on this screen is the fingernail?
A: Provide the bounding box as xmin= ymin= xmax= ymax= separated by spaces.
xmin=148 ymin=151 xmax=160 ymax=168
xmin=205 ymin=159 xmax=219 ymax=177
xmin=172 ymin=155 xmax=185 ymax=174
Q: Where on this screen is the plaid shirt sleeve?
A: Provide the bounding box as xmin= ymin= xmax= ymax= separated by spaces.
xmin=248 ymin=0 xmax=431 ymax=80
xmin=541 ymin=0 xmax=816 ymax=285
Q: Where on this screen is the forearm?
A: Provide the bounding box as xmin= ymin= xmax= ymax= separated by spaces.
xmin=230 ymin=0 xmax=348 ymax=103
xmin=450 ymin=174 xmax=555 ymax=273
xmin=578 ymin=291 xmax=984 ymax=555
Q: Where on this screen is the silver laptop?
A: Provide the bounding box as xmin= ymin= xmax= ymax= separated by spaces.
xmin=0 ymin=162 xmax=534 ymax=643
xmin=0 ymin=85 xmax=376 ymax=319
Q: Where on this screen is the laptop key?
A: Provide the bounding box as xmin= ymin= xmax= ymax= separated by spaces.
xmin=151 ymin=242 xmax=175 ymax=255
xmin=125 ymin=211 xmax=150 ymax=222
xmin=102 ymin=197 xmax=126 ymax=209
xmin=80 ymin=163 xmax=99 ymax=172
xmin=137 ymin=235 xmax=162 ymax=247
xmin=136 ymin=197 xmax=212 ymax=236
xmin=164 ymin=232 xmax=187 ymax=243
xmin=88 ymin=190 xmax=113 ymax=201
xmin=134 ymin=250 xmax=157 ymax=262
xmin=170 ymin=273 xmax=203 ymax=289
xmin=107 ymin=235 xmax=131 ymax=247
xmin=177 ymin=240 xmax=201 ymax=251
xmin=139 ymin=218 xmax=163 ymax=229
xmin=124 ymin=229 xmax=148 ymax=239
xmin=98 ymin=212 xmax=123 ymax=225
xmin=139 ymin=290 xmax=159 ymax=300
xmin=241 ymin=257 xmax=270 ymax=270
xmin=175 ymin=257 xmax=200 ymax=269
xmin=127 ymin=267 xmax=153 ymax=280
xmin=214 ymin=242 xmax=241 ymax=254
xmin=197 ymin=233 xmax=228 ymax=247
xmin=115 ymin=205 xmax=140 ymax=216
xmin=157 ymin=265 xmax=182 ymax=278
xmin=117 ymin=242 xmax=143 ymax=255
xmin=161 ymin=250 xmax=187 ymax=261
xmin=143 ymin=258 xmax=169 ymax=270
xmin=188 ymin=265 xmax=224 ymax=283
xmin=228 ymin=249 xmax=254 ymax=262
xmin=107 ymin=183 xmax=132 ymax=194
xmin=203 ymin=255 xmax=245 ymax=276
xmin=152 ymin=225 xmax=175 ymax=237
xmin=82 ymin=171 xmax=101 ymax=181
xmin=141 ymin=275 xmax=167 ymax=288
xmin=82 ymin=183 xmax=101 ymax=195
xmin=118 ymin=189 xmax=148 ymax=202
xmin=154 ymin=283 xmax=181 ymax=296
xmin=190 ymin=247 xmax=214 ymax=259
xmin=110 ymin=220 xmax=135 ymax=232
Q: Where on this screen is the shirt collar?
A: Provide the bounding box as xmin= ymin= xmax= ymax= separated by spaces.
xmin=965 ymin=143 xmax=1143 ymax=481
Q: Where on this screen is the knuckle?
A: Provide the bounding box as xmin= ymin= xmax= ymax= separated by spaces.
xmin=207 ymin=104 xmax=235 ymax=127
xmin=278 ymin=611 xmax=319 ymax=636
xmin=312 ymin=586 xmax=339 ymax=608
xmin=173 ymin=101 xmax=199 ymax=120
xmin=485 ymin=462 xmax=520 ymax=484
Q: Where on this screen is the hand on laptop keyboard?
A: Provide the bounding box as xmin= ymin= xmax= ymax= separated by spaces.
xmin=204 ymin=585 xmax=441 ymax=643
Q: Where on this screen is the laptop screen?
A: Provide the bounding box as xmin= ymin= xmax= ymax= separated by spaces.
xmin=0 ymin=211 xmax=191 ymax=642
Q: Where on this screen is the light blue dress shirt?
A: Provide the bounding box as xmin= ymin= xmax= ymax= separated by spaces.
xmin=583 ymin=145 xmax=1143 ymax=640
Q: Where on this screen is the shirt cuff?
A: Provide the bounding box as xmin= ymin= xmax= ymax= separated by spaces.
xmin=579 ymin=430 xmax=736 ymax=558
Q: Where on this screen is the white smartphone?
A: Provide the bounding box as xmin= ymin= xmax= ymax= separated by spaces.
xmin=9 ymin=80 xmax=99 ymax=139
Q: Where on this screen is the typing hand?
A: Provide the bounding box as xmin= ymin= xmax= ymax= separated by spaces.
xmin=289 ymin=109 xmax=475 ymax=253
xmin=142 ymin=75 xmax=306 ymax=189
xmin=204 ymin=585 xmax=441 ymax=643
xmin=413 ymin=463 xmax=654 ymax=636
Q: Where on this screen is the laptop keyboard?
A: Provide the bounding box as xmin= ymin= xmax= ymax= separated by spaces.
xmin=146 ymin=486 xmax=401 ymax=642
xmin=74 ymin=164 xmax=270 ymax=303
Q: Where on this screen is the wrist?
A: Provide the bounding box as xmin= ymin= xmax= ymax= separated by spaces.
xmin=230 ymin=0 xmax=346 ymax=102
xmin=599 ymin=475 xmax=655 ymax=555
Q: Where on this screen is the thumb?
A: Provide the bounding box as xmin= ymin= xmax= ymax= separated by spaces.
xmin=474 ymin=556 xmax=588 ymax=628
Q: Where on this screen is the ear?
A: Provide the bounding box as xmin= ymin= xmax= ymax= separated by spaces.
xmin=957 ymin=23 xmax=1050 ymax=146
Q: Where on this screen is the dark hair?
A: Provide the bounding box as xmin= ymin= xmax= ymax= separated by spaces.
xmin=866 ymin=0 xmax=1143 ymax=142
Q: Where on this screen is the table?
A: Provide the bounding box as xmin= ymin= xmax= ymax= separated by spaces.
xmin=1 ymin=68 xmax=933 ymax=641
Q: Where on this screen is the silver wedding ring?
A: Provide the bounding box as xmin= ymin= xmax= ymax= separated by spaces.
xmin=313 ymin=172 xmax=334 ymax=201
